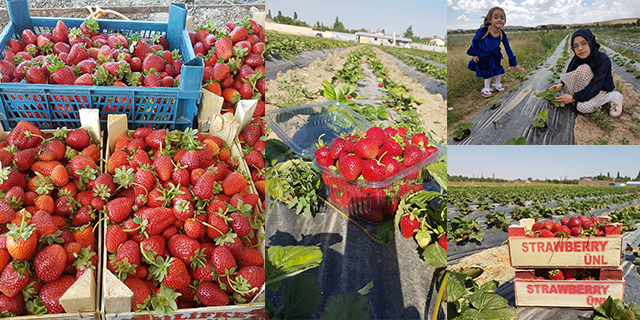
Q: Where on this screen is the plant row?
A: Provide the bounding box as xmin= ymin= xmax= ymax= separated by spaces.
xmin=264 ymin=31 xmax=356 ymax=60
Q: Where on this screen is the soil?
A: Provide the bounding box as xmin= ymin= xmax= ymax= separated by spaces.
xmin=574 ymin=73 xmax=640 ymax=145
xmin=266 ymin=46 xmax=448 ymax=140
xmin=448 ymin=245 xmax=514 ymax=287
xmin=446 ymin=83 xmax=513 ymax=138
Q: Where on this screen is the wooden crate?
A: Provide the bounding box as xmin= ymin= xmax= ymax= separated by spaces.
xmin=507 ymin=220 xmax=623 ymax=268
xmin=0 ymin=109 xmax=102 ymax=320
xmin=101 ymin=114 xmax=265 ymax=319
xmin=514 ymin=268 xmax=624 ymax=308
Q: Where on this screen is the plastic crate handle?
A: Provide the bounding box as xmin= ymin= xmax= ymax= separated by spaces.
xmin=6 ymin=0 xmax=32 ymax=37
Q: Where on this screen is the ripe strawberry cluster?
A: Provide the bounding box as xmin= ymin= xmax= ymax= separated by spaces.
xmin=529 ymin=216 xmax=609 ymax=238
xmin=192 ymin=19 xmax=265 ymax=116
xmin=237 ymin=119 xmax=265 ymax=204
xmin=0 ymin=121 xmax=100 ymax=316
xmin=105 ymin=128 xmax=264 ymax=313
xmin=2 ymin=18 xmax=184 ymax=87
xmin=535 ymin=268 xmax=599 ymax=281
xmin=316 ymin=126 xmax=438 ymax=221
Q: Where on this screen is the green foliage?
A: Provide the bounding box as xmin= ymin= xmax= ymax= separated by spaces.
xmin=531 ymin=109 xmax=549 ymax=128
xmin=265 ymin=246 xmax=323 ymax=292
xmin=593 ymin=296 xmax=640 ymax=320
xmin=536 ymin=87 xmax=564 ymax=107
xmin=452 ymin=122 xmax=473 ymax=140
xmin=266 ymin=155 xmax=322 ymax=218
xmin=446 ymin=270 xmax=518 ymax=320
xmin=505 ymin=137 xmax=526 ymax=145
xmin=265 ymin=31 xmax=356 ymax=60
xmin=447 ymin=215 xmax=485 ymax=242
xmin=378 ymin=46 xmax=447 ymax=82
xmin=485 ymin=211 xmax=511 ymax=231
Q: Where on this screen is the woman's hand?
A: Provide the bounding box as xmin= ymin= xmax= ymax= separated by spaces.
xmin=514 ymin=65 xmax=523 ymax=72
xmin=555 ymin=94 xmax=574 ymax=104
xmin=549 ymin=83 xmax=563 ymax=90
xmin=472 ymin=56 xmax=479 ymax=62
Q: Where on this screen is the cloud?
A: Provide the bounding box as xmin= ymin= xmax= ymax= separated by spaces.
xmin=448 ymin=0 xmax=453 ymax=6
xmin=453 ymin=0 xmax=501 ymax=13
xmin=457 ymin=14 xmax=471 ymax=22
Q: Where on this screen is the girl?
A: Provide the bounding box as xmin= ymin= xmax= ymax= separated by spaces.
xmin=467 ymin=7 xmax=523 ymax=98
xmin=550 ymin=29 xmax=623 ymax=117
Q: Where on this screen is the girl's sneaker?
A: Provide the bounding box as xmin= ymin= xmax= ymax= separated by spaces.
xmin=493 ymin=83 xmax=506 ymax=93
xmin=481 ymin=88 xmax=493 ymax=98
xmin=609 ymin=92 xmax=623 ymax=117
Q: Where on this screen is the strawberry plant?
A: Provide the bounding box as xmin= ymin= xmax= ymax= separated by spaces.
xmin=265 ymin=152 xmax=321 ymax=218
xmin=536 ymin=87 xmax=564 ymax=107
xmin=447 ymin=215 xmax=484 ymax=242
xmin=485 ymin=211 xmax=511 ymax=231
xmin=593 ymin=296 xmax=640 ymax=320
xmin=510 ymin=207 xmax=539 ymax=221
xmin=380 ymin=78 xmax=425 ymax=112
xmin=451 ymin=122 xmax=472 ymax=141
xmin=446 ymin=269 xmax=518 ymax=320
xmin=264 ymin=31 xmax=356 ymax=60
xmin=531 ymin=109 xmax=549 ymax=130
xmin=505 ymin=136 xmax=526 ymax=145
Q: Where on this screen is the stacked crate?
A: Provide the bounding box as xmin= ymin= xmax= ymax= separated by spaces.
xmin=508 ymin=218 xmax=625 ymax=308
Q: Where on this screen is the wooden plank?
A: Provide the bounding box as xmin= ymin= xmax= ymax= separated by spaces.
xmin=508 ymin=236 xmax=622 ymax=268
xmin=514 ymin=279 xmax=624 ymax=308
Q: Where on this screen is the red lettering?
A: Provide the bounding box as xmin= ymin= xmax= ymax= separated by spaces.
xmin=549 ymin=284 xmax=558 ymax=294
xmin=542 ymin=284 xmax=550 ymax=294
xmin=601 ymin=241 xmax=608 ymax=252
xmin=575 ymin=242 xmax=582 ymax=252
xmin=537 ymin=243 xmax=544 ymax=252
xmin=557 ymin=284 xmax=568 ymax=294
xmin=545 ymin=242 xmax=554 ymax=252
xmin=586 ymin=285 xmax=593 ymax=295
xmin=522 ymin=242 xmax=529 ymax=253
xmin=527 ymin=284 xmax=533 ymax=294
xmin=569 ymin=284 xmax=576 ymax=294
xmin=603 ymin=285 xmax=609 ymax=295
xmin=566 ymin=241 xmax=573 ymax=252
xmin=577 ymin=285 xmax=585 ymax=295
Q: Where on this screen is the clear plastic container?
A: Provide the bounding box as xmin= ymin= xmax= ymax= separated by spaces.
xmin=313 ymin=145 xmax=443 ymax=222
xmin=267 ymin=101 xmax=444 ymax=222
xmin=265 ymin=101 xmax=370 ymax=157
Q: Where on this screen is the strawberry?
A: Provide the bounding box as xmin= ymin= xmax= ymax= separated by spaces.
xmin=366 ymin=127 xmax=386 ymax=147
xmin=66 ymin=128 xmax=90 ymax=150
xmin=153 ymin=156 xmax=174 ymax=182
xmin=212 ymin=246 xmax=236 ymax=276
xmin=105 ymin=224 xmax=127 ymax=253
xmin=0 ymin=200 xmax=14 ymax=224
xmin=34 ymin=244 xmax=66 ymax=282
xmin=105 ymin=197 xmax=133 ymax=223
xmin=40 ymin=275 xmax=75 ymax=314
xmin=221 ymin=172 xmax=247 ymax=196
xmin=142 ymin=54 xmax=164 ymax=73
xmin=400 ymin=214 xmax=420 ymax=238
xmin=22 ymin=29 xmax=37 ymax=45
xmin=140 ymin=235 xmax=167 ymax=260
xmin=548 ymin=269 xmax=564 ymax=280
xmin=6 ymin=216 xmax=37 ymax=261
xmin=0 ymin=293 xmax=25 ymax=316
xmin=49 ymin=62 xmax=75 ymax=85
xmin=7 ymin=121 xmax=43 ymax=150
xmin=338 ymin=155 xmax=363 ymax=181
xmin=167 ymin=234 xmax=201 ymax=266
xmin=139 ymin=207 xmax=175 ymax=236
xmin=197 ymin=281 xmax=229 ymax=306
xmin=162 ymin=259 xmax=191 ymax=289
xmin=245 ymin=53 xmax=263 ymax=67
xmin=0 ymin=261 xmax=29 ymax=298
xmin=354 ymin=138 xmax=378 ymax=160
xmin=13 ymin=148 xmax=39 ymax=172
xmin=245 ymin=150 xmax=264 ymax=170
xmin=229 ymin=212 xmax=251 ymax=237
xmin=215 ymin=36 xmax=233 ymax=61
xmin=243 ymin=125 xmax=261 ymax=146
xmin=402 ymin=144 xmax=423 ymax=167
xmin=240 ymin=246 xmax=264 ymax=267
xmin=143 ymin=71 xmax=161 ymax=87
xmin=232 ymin=266 xmax=265 ymax=301
xmin=361 ymin=159 xmax=387 ymax=182
xmin=411 ymin=133 xmax=429 ymax=147
xmin=179 ymin=150 xmax=200 ymax=172
xmin=52 ymin=20 xmax=69 ymax=43
xmin=438 ymin=233 xmax=447 ymax=251
xmin=124 ymin=277 xmax=152 ymax=310
xmin=31 ymin=210 xmax=58 ymax=237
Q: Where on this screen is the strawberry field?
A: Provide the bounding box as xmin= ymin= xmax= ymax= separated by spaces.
xmin=264 ymin=32 xmax=448 ymax=319
xmin=447 ymin=183 xmax=640 ymax=318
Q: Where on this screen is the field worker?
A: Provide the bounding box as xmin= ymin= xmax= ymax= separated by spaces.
xmin=466 ymin=6 xmax=523 ymax=98
xmin=550 ymin=29 xmax=623 ymax=117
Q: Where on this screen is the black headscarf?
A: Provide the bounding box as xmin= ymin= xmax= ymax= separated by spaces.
xmin=566 ymin=29 xmax=603 ymax=73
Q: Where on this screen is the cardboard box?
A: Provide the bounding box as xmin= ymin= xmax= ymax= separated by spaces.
xmin=514 ymin=268 xmax=624 ymax=308
xmin=0 ymin=109 xmax=102 ymax=320
xmin=508 ymin=221 xmax=622 ymax=268
xmin=102 ymin=114 xmax=265 ymax=320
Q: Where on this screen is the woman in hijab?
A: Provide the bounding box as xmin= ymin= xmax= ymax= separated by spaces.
xmin=550 ymin=29 xmax=623 ymax=117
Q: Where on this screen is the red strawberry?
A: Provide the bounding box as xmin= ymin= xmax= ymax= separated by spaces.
xmin=206 ymin=213 xmax=229 ymax=239
xmin=229 ymin=26 xmax=248 ymax=43
xmin=215 ymin=36 xmax=233 ymax=61
xmin=0 ymin=261 xmax=29 ymax=298
xmin=0 ymin=293 xmax=25 ymax=316
xmin=193 ymin=172 xmax=215 ymax=200
xmin=105 ymin=197 xmax=133 ymax=223
xmin=34 ymin=244 xmax=66 ymax=282
xmin=142 ymin=54 xmax=164 ymax=73
xmin=75 ymin=73 xmax=94 ymax=85
xmin=233 ymin=266 xmax=265 ymax=301
xmin=548 ymin=269 xmax=564 ymax=280
xmin=105 ymin=224 xmax=128 ymax=253
xmin=124 ymin=277 xmax=152 ymax=311
xmin=245 ymin=150 xmax=264 ymax=170
xmin=167 ymin=234 xmax=201 ymax=266
xmin=400 ymin=215 xmax=420 ymax=238
xmin=26 ymin=65 xmax=47 ymax=83
xmin=338 ymin=155 xmax=363 ymax=181
xmin=40 ymin=275 xmax=75 ymax=313
xmin=13 ymin=148 xmax=39 ymax=172
xmin=229 ymin=212 xmax=251 ymax=237
xmin=243 ymin=125 xmax=261 ymax=146
xmin=403 ymin=144 xmax=423 ymax=167
xmin=240 ymin=246 xmax=264 ymax=267
xmin=52 ymin=20 xmax=69 ymax=43
xmin=162 ymin=258 xmax=191 ymax=289
xmin=221 ymin=172 xmax=247 ymax=196
xmin=22 ymin=29 xmax=37 ymax=45
xmin=361 ymin=159 xmax=387 ymax=182
xmin=354 ymin=138 xmax=378 ymax=160
xmin=153 ymin=156 xmax=174 ymax=182
xmin=67 ymin=128 xmax=90 ymax=150
xmin=139 ymin=207 xmax=175 ymax=236
xmin=143 ymin=71 xmax=161 ymax=87
xmin=438 ymin=234 xmax=447 ymax=251
xmin=197 ymin=281 xmax=229 ymax=306
xmin=7 ymin=121 xmax=42 ymax=149
xmin=212 ymin=246 xmax=236 ymax=276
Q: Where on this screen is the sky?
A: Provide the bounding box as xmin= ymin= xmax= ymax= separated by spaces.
xmin=267 ymin=0 xmax=448 ymax=38
xmin=448 ymin=146 xmax=640 ymax=180
xmin=448 ymin=0 xmax=640 ymax=31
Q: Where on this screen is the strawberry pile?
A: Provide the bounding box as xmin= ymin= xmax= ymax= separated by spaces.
xmin=0 ymin=121 xmax=100 ymax=316
xmin=528 ymin=216 xmax=609 ymax=238
xmin=237 ymin=119 xmax=265 ymax=204
xmin=534 ymin=268 xmax=599 ymax=281
xmin=105 ymin=128 xmax=264 ymax=314
xmin=316 ymin=126 xmax=438 ymax=221
xmin=191 ymin=19 xmax=265 ymax=116
xmin=2 ymin=17 xmax=185 ymax=87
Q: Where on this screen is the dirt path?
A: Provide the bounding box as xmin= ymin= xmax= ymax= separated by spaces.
xmin=574 ymin=72 xmax=640 ymax=144
xmin=372 ymin=48 xmax=447 ymax=139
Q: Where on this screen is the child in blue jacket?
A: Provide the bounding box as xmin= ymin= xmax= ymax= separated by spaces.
xmin=467 ymin=7 xmax=523 ymax=97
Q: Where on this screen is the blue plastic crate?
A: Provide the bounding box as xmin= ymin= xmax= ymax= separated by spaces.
xmin=0 ymin=0 xmax=204 ymax=130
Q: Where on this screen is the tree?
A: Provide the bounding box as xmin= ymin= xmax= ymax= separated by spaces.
xmin=293 ymin=12 xmax=298 ymax=20
xmin=637 ymin=18 xmax=640 ymax=26
xmin=332 ymin=16 xmax=345 ymax=32
xmin=636 ymin=170 xmax=640 ymax=180
xmin=267 ymin=10 xmax=272 ymax=19
xmin=616 ymin=171 xmax=620 ymax=179
xmin=403 ymin=25 xmax=415 ymax=39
